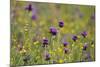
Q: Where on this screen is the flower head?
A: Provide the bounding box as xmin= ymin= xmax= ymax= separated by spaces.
xmin=64 ymin=48 xmax=69 ymax=54
xmin=85 ymin=52 xmax=91 ymax=60
xmin=32 ymin=14 xmax=37 ymax=20
xmin=72 ymin=35 xmax=78 ymax=42
xmin=58 ymin=59 xmax=64 ymax=63
xmin=63 ymin=42 xmax=69 ymax=47
xmin=59 ymin=21 xmax=64 ymax=28
xmin=42 ymin=38 xmax=48 ymax=47
xmin=81 ymin=31 xmax=87 ymax=38
xmin=45 ymin=53 xmax=50 ymax=61
xmin=25 ymin=4 xmax=33 ymax=11
xmin=49 ymin=27 xmax=57 ymax=36
xmin=83 ymin=43 xmax=88 ymax=50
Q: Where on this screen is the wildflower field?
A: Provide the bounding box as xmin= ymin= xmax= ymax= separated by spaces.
xmin=10 ymin=1 xmax=95 ymax=66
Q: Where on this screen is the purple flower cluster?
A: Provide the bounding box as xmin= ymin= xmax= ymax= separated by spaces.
xmin=72 ymin=35 xmax=78 ymax=42
xmin=81 ymin=31 xmax=87 ymax=38
xmin=59 ymin=21 xmax=64 ymax=28
xmin=25 ymin=4 xmax=37 ymax=21
xmin=49 ymin=27 xmax=57 ymax=36
xmin=83 ymin=43 xmax=88 ymax=51
xmin=42 ymin=38 xmax=49 ymax=47
xmin=31 ymin=15 xmax=37 ymax=20
xmin=24 ymin=4 xmax=91 ymax=61
xmin=64 ymin=48 xmax=69 ymax=54
xmin=25 ymin=4 xmax=33 ymax=12
xmin=45 ymin=53 xmax=50 ymax=61
xmin=63 ymin=42 xmax=69 ymax=47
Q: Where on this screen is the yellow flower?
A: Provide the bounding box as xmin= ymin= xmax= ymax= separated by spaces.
xmin=59 ymin=59 xmax=64 ymax=63
xmin=79 ymin=43 xmax=83 ymax=49
xmin=13 ymin=46 xmax=16 ymax=49
xmin=77 ymin=35 xmax=81 ymax=39
xmin=72 ymin=44 xmax=74 ymax=47
xmin=19 ymin=50 xmax=23 ymax=54
xmin=60 ymin=28 xmax=67 ymax=34
xmin=24 ymin=28 xmax=28 ymax=32
xmin=23 ymin=46 xmax=25 ymax=49
xmin=13 ymin=38 xmax=16 ymax=42
xmin=71 ymin=30 xmax=75 ymax=34
xmin=80 ymin=46 xmax=83 ymax=50
xmin=23 ymin=49 xmax=26 ymax=53
xmin=34 ymin=41 xmax=39 ymax=45
xmin=58 ymin=48 xmax=62 ymax=53
xmin=49 ymin=50 xmax=53 ymax=54
xmin=19 ymin=49 xmax=26 ymax=54
xmin=43 ymin=37 xmax=46 ymax=39
xmin=91 ymin=44 xmax=94 ymax=48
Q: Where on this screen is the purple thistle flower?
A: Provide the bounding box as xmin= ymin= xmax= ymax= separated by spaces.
xmin=85 ymin=52 xmax=91 ymax=61
xmin=59 ymin=21 xmax=64 ymax=28
xmin=83 ymin=43 xmax=88 ymax=51
xmin=64 ymin=48 xmax=69 ymax=54
xmin=49 ymin=27 xmax=57 ymax=36
xmin=32 ymin=14 xmax=37 ymax=20
xmin=83 ymin=43 xmax=88 ymax=50
xmin=72 ymin=35 xmax=78 ymax=42
xmin=25 ymin=4 xmax=33 ymax=11
xmin=81 ymin=31 xmax=87 ymax=38
xmin=42 ymin=38 xmax=48 ymax=47
xmin=45 ymin=53 xmax=50 ymax=61
xmin=63 ymin=42 xmax=69 ymax=47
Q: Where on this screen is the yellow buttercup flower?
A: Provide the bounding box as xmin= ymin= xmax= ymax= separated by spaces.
xmin=59 ymin=59 xmax=64 ymax=63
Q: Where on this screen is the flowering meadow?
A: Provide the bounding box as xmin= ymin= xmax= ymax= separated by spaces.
xmin=10 ymin=1 xmax=95 ymax=66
